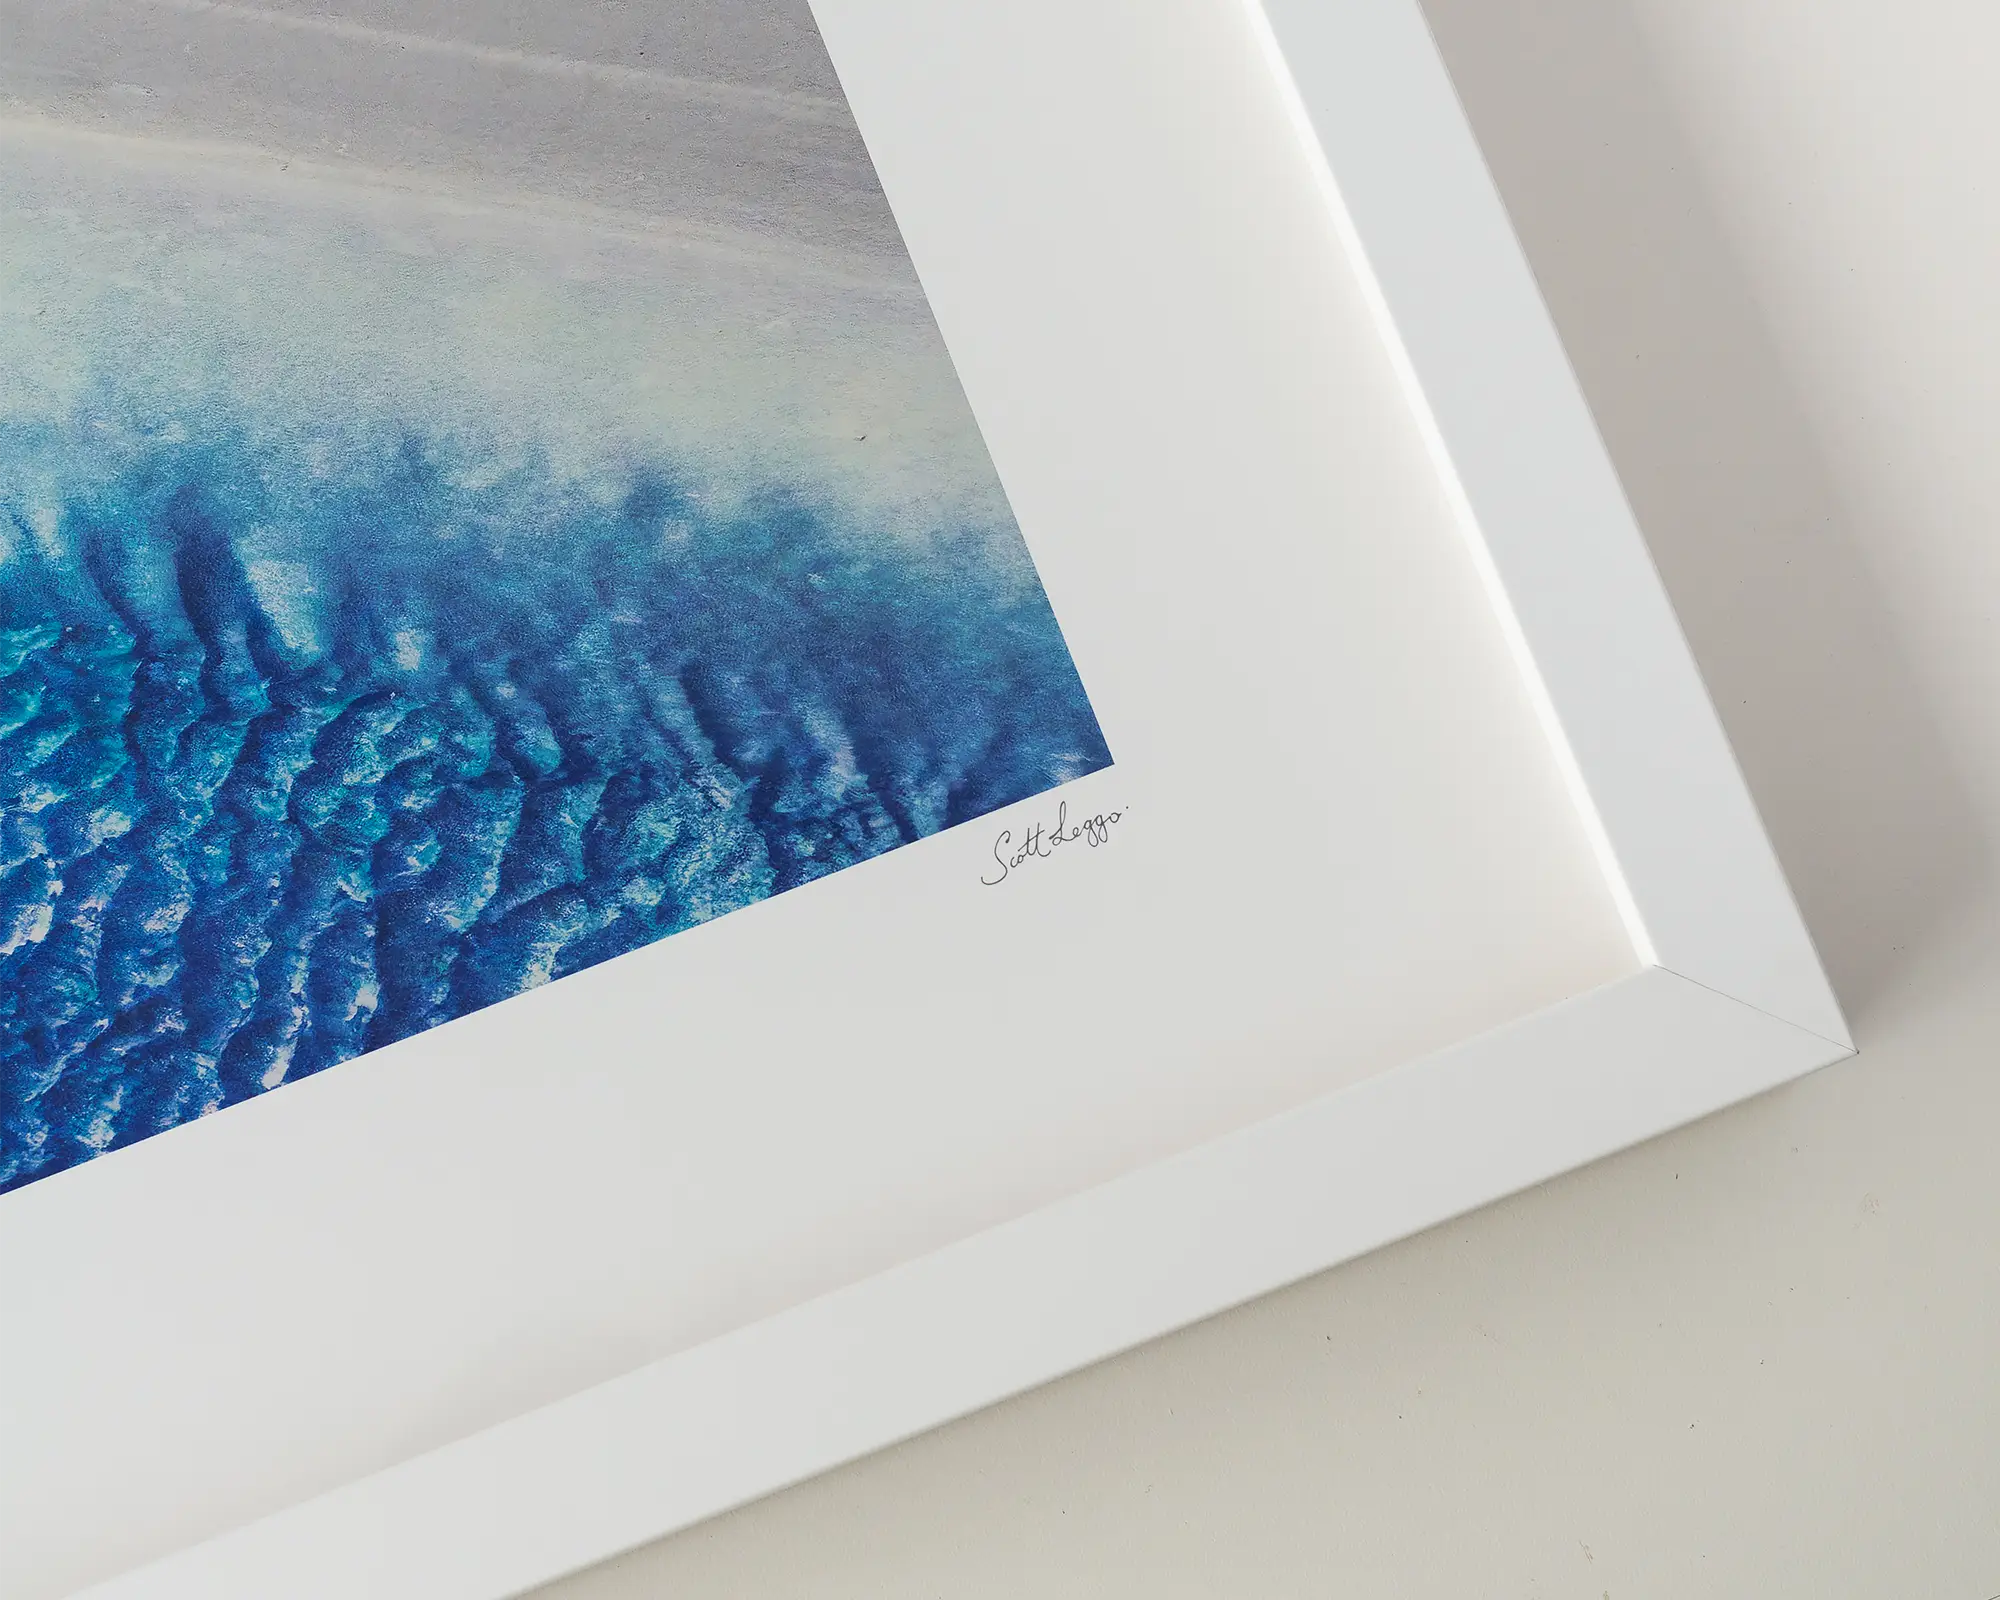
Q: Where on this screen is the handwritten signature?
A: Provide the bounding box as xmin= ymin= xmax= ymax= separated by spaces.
xmin=981 ymin=800 xmax=1127 ymax=886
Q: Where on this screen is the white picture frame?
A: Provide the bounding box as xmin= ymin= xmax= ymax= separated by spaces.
xmin=11 ymin=0 xmax=1848 ymax=1594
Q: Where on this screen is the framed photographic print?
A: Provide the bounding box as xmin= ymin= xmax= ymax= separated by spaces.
xmin=0 ymin=0 xmax=1849 ymax=1595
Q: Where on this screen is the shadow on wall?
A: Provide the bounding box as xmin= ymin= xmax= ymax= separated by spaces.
xmin=1419 ymin=0 xmax=1990 ymax=1027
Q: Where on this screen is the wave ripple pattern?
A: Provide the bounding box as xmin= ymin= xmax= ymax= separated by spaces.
xmin=0 ymin=420 xmax=1109 ymax=1191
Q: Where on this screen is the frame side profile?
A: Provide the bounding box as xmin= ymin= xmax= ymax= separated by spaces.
xmin=77 ymin=970 xmax=1842 ymax=1600
xmin=1251 ymin=0 xmax=1849 ymax=1048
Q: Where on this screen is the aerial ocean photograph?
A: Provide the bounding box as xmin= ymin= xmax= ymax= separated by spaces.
xmin=0 ymin=0 xmax=1109 ymax=1190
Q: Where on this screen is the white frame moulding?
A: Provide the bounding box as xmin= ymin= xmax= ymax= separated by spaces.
xmin=78 ymin=0 xmax=1852 ymax=1594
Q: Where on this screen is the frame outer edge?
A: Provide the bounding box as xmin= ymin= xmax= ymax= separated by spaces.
xmin=71 ymin=969 xmax=1846 ymax=1600
xmin=1249 ymin=0 xmax=1849 ymax=1049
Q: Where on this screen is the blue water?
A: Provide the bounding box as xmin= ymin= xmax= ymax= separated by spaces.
xmin=0 ymin=409 xmax=1108 ymax=1192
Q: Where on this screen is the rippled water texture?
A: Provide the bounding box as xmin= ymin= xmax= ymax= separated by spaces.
xmin=0 ymin=410 xmax=1108 ymax=1191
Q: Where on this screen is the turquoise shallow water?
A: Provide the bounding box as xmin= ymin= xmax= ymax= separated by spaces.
xmin=0 ymin=402 xmax=1108 ymax=1192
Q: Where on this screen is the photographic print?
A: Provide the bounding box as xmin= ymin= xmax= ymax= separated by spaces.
xmin=0 ymin=0 xmax=1109 ymax=1192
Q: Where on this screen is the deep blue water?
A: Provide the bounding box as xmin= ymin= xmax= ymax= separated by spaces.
xmin=0 ymin=412 xmax=1108 ymax=1192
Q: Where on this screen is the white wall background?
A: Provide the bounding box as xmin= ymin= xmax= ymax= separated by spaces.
xmin=536 ymin=0 xmax=2000 ymax=1595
